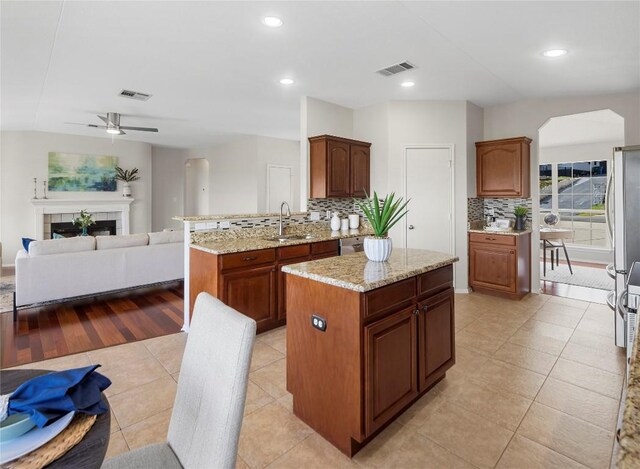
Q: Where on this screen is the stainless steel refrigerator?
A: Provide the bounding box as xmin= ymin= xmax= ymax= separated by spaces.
xmin=606 ymin=145 xmax=640 ymax=349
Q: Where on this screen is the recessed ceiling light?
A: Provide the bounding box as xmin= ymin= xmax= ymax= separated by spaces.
xmin=263 ymin=16 xmax=283 ymax=28
xmin=543 ymin=49 xmax=568 ymax=58
xmin=279 ymin=78 xmax=294 ymax=85
xmin=401 ymin=81 xmax=415 ymax=88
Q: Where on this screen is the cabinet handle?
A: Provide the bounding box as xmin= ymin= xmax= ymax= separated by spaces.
xmin=413 ymin=309 xmax=420 ymax=316
xmin=243 ymin=256 xmax=258 ymax=261
xmin=422 ymin=304 xmax=428 ymax=312
xmin=510 ymin=250 xmax=515 ymax=254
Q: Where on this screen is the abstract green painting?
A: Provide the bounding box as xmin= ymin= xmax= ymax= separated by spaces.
xmin=48 ymin=152 xmax=118 ymax=192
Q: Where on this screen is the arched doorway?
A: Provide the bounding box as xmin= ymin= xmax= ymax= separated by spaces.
xmin=537 ymin=109 xmax=624 ymax=296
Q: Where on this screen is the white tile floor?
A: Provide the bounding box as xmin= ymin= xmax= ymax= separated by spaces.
xmin=9 ymin=292 xmax=625 ymax=468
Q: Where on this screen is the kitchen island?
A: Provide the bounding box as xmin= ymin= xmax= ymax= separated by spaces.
xmin=283 ymin=249 xmax=458 ymax=456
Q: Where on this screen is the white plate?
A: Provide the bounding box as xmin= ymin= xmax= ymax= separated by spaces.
xmin=0 ymin=411 xmax=75 ymax=464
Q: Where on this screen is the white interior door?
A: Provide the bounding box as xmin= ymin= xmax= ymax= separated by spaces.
xmin=405 ymin=146 xmax=454 ymax=254
xmin=267 ymin=165 xmax=293 ymax=212
xmin=184 ymin=158 xmax=210 ymax=215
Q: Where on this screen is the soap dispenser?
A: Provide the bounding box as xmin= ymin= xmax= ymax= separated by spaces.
xmin=330 ymin=212 xmax=341 ymax=231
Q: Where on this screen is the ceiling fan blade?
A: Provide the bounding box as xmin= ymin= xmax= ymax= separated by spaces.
xmin=97 ymin=115 xmax=109 ymax=124
xmin=119 ymin=130 xmax=126 ymax=135
xmin=119 ymin=126 xmax=159 ymax=132
xmin=65 ymin=122 xmax=107 ymax=129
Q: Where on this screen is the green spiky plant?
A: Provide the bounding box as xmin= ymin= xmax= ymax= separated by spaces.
xmin=114 ymin=167 xmax=140 ymax=182
xmin=355 ymin=191 xmax=410 ymax=238
xmin=513 ymin=206 xmax=528 ymax=218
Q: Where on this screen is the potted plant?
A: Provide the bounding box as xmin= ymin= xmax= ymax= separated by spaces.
xmin=115 ymin=167 xmax=140 ymax=198
xmin=355 ymin=191 xmax=409 ymax=262
xmin=72 ymin=210 xmax=95 ymax=236
xmin=513 ymin=205 xmax=528 ymax=230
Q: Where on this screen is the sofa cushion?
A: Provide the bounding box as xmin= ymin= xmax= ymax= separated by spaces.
xmin=148 ymin=231 xmax=183 ymax=245
xmin=96 ymin=233 xmax=149 ymax=250
xmin=29 ymin=236 xmax=96 ymax=257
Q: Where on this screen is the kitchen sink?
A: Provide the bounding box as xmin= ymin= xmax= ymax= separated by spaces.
xmin=264 ymin=234 xmax=315 ymax=243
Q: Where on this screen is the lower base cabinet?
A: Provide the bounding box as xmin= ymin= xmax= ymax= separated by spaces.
xmin=189 ymin=240 xmax=340 ymax=333
xmin=469 ymin=232 xmax=531 ymax=299
xmin=287 ymin=264 xmax=455 ymax=457
xmin=365 ymin=305 xmax=418 ymax=436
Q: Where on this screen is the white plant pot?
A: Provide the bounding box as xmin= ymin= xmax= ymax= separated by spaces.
xmin=364 ymin=236 xmax=392 ymax=262
xmin=122 ymin=182 xmax=132 ymax=198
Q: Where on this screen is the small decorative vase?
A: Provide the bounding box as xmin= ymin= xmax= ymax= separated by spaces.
xmin=364 ymin=236 xmax=392 ymax=262
xmin=81 ymin=227 xmax=88 ymax=236
xmin=122 ymin=182 xmax=132 ymax=198
xmin=514 ymin=215 xmax=526 ymax=230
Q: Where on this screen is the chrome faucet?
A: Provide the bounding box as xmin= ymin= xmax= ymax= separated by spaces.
xmin=279 ymin=201 xmax=291 ymax=236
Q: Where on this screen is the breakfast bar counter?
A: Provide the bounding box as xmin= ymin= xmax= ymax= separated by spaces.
xmin=284 ymin=249 xmax=458 ymax=456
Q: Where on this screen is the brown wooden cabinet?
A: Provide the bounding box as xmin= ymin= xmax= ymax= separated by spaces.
xmin=309 ymin=135 xmax=371 ymax=198
xmin=221 ymin=265 xmax=276 ymax=330
xmin=364 ymin=305 xmax=418 ymax=436
xmin=287 ymin=263 xmax=455 ymax=456
xmin=418 ymin=288 xmax=455 ymax=392
xmin=476 ymin=137 xmax=532 ymax=198
xmin=469 ymin=232 xmax=531 ymax=300
xmin=190 ymin=239 xmax=340 ymax=333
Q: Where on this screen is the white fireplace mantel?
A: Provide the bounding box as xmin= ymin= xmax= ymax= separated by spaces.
xmin=31 ymin=198 xmax=134 ymax=240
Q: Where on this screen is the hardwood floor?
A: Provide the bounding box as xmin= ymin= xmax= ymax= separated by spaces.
xmin=1 ymin=282 xmax=184 ymax=368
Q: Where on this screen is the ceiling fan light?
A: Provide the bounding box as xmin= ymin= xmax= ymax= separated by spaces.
xmin=106 ymin=128 xmax=120 ymax=135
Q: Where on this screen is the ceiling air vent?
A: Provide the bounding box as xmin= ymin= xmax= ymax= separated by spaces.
xmin=376 ymin=61 xmax=416 ymax=77
xmin=118 ymin=89 xmax=152 ymax=101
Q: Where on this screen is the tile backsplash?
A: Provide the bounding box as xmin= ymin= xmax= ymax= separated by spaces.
xmin=468 ymin=197 xmax=533 ymax=225
xmin=307 ymin=198 xmax=366 ymax=217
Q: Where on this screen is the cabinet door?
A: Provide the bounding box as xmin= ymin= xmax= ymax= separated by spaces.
xmin=221 ymin=265 xmax=276 ymax=332
xmin=277 ymin=257 xmax=310 ymax=321
xmin=327 ymin=140 xmax=351 ymax=197
xmin=364 ymin=305 xmax=418 ymax=436
xmin=469 ymin=243 xmax=516 ymax=292
xmin=350 ymin=144 xmax=370 ymax=197
xmin=418 ymin=288 xmax=455 ymax=391
xmin=477 ymin=142 xmax=522 ymax=197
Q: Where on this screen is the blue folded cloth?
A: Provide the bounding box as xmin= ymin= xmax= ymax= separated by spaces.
xmin=5 ymin=365 xmax=111 ymax=428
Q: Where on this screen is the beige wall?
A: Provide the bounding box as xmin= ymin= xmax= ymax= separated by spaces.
xmin=1 ymin=130 xmax=152 ymax=264
xmin=151 ymin=135 xmax=299 ymax=231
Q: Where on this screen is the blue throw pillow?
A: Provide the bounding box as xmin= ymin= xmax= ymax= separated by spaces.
xmin=22 ymin=237 xmax=35 ymax=251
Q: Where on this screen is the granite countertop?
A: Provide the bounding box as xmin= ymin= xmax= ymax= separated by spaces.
xmin=468 ymin=228 xmax=532 ymax=237
xmin=191 ymin=229 xmax=369 ymax=255
xmin=618 ymin=327 xmax=640 ymax=468
xmin=282 ymin=249 xmax=458 ymax=292
xmin=174 ymin=212 xmax=308 ymax=222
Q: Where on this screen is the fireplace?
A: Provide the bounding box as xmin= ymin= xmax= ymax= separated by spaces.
xmin=51 ymin=220 xmax=117 ymax=238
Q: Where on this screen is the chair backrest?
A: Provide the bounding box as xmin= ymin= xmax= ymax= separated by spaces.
xmin=168 ymin=292 xmax=256 ymax=469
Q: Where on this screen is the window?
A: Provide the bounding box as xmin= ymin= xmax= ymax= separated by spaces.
xmin=539 ymin=160 xmax=610 ymax=249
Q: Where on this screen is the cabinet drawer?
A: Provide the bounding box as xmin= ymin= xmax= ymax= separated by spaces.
xmin=364 ymin=278 xmax=416 ymax=320
xmin=278 ymin=244 xmax=311 ymax=260
xmin=469 ymin=232 xmax=516 ymax=246
xmin=311 ymin=240 xmax=340 ymax=256
xmin=220 ymin=249 xmax=276 ymax=271
xmin=418 ymin=265 xmax=453 ymax=298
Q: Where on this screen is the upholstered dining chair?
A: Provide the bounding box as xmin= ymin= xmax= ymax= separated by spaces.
xmin=102 ymin=292 xmax=257 ymax=469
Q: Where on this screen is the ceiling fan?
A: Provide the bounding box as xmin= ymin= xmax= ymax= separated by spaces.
xmin=67 ymin=112 xmax=158 ymax=135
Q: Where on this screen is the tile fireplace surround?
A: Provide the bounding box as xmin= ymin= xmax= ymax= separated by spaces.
xmin=31 ymin=198 xmax=133 ymax=240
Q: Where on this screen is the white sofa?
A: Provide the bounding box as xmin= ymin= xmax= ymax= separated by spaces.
xmin=14 ymin=231 xmax=183 ymax=311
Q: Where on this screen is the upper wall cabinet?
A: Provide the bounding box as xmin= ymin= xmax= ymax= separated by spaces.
xmin=309 ymin=135 xmax=371 ymax=198
xmin=476 ymin=137 xmax=532 ymax=198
